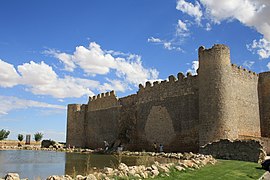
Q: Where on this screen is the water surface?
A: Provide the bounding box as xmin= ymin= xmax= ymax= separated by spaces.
xmin=0 ymin=150 xmax=170 ymax=179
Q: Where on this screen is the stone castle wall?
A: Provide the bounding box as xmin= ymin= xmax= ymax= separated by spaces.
xmin=66 ymin=104 xmax=87 ymax=147
xmin=135 ymin=74 xmax=199 ymax=152
xmin=231 ymin=65 xmax=260 ymax=137
xmin=258 ymin=72 xmax=270 ymax=138
xmin=66 ymin=44 xmax=270 ymax=153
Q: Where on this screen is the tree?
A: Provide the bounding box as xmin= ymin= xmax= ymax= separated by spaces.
xmin=34 ymin=132 xmax=43 ymax=142
xmin=18 ymin=134 xmax=24 ymax=142
xmin=0 ymin=129 xmax=10 ymax=141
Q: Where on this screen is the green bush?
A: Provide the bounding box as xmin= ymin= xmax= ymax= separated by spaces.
xmin=18 ymin=134 xmax=24 ymax=141
xmin=34 ymin=132 xmax=43 ymax=142
xmin=0 ymin=129 xmax=10 ymax=141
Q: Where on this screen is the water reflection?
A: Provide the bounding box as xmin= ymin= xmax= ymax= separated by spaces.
xmin=64 ymin=153 xmax=175 ymax=176
xmin=0 ymin=150 xmax=175 ymax=179
xmin=0 ymin=150 xmax=65 ymax=180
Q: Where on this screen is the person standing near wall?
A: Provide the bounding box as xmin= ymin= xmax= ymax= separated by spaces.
xmin=153 ymin=142 xmax=157 ymax=152
xmin=104 ymin=141 xmax=109 ymax=151
xmin=159 ymin=144 xmax=163 ymax=152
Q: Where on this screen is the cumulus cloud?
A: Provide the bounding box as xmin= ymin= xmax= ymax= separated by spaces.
xmin=18 ymin=61 xmax=99 ymax=98
xmin=0 ymin=59 xmax=21 ymax=87
xmin=176 ymin=0 xmax=270 ymax=58
xmin=0 ymin=96 xmax=65 ymax=115
xmin=0 ymin=60 xmax=98 ymax=98
xmin=247 ymin=38 xmax=270 ymax=59
xmin=49 ymin=42 xmax=159 ymax=87
xmin=186 ymin=61 xmax=199 ymax=75
xmin=199 ymin=0 xmax=270 ymax=41
xmin=176 ymin=0 xmax=203 ymax=23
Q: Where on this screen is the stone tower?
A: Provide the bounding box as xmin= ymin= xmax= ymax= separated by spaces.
xmin=198 ymin=44 xmax=238 ymax=146
xmin=66 ymin=104 xmax=86 ymax=147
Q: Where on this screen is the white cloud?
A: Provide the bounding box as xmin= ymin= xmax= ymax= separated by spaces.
xmin=44 ymin=49 xmax=75 ymax=72
xmin=176 ymin=20 xmax=190 ymax=37
xmin=147 ymin=37 xmax=184 ymax=52
xmin=18 ymin=61 xmax=57 ymax=86
xmin=99 ymin=78 xmax=128 ymax=93
xmin=199 ymin=0 xmax=270 ymax=41
xmin=0 ymin=59 xmax=21 ymax=87
xmin=247 ymin=38 xmax=270 ymax=59
xmin=267 ymin=62 xmax=270 ymax=70
xmin=1 ymin=42 xmax=159 ymax=98
xmin=176 ymin=0 xmax=203 ymax=23
xmin=0 ymin=60 xmax=98 ymax=98
xmin=243 ymin=61 xmax=255 ymax=69
xmin=0 ymin=96 xmax=65 ymax=115
xmin=186 ymin=61 xmax=199 ymax=75
xmin=18 ymin=61 xmax=98 ymax=98
xmin=205 ymin=23 xmax=212 ymax=31
xmin=177 ymin=19 xmax=188 ymax=31
xmin=51 ymin=42 xmax=159 ymax=89
xmin=147 ymin=37 xmax=162 ymax=43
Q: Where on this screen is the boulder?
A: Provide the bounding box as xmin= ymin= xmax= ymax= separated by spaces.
xmin=85 ymin=174 xmax=97 ymax=180
xmin=4 ymin=173 xmax=20 ymax=180
xmin=175 ymin=165 xmax=185 ymax=171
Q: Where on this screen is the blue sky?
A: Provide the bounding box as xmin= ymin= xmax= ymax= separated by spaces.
xmin=1 ymin=0 xmax=270 ymax=141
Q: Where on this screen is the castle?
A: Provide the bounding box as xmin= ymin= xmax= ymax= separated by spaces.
xmin=66 ymin=44 xmax=270 ymax=153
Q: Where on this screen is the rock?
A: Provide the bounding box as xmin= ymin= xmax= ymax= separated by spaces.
xmin=134 ymin=174 xmax=141 ymax=178
xmin=46 ymin=175 xmax=72 ymax=180
xmin=175 ymin=165 xmax=185 ymax=171
xmin=76 ymin=175 xmax=85 ymax=180
xmin=128 ymin=169 xmax=136 ymax=176
xmin=151 ymin=169 xmax=159 ymax=177
xmin=103 ymin=167 xmax=114 ymax=176
xmin=158 ymin=165 xmax=170 ymax=173
xmin=85 ymin=174 xmax=97 ymax=180
xmin=4 ymin=173 xmax=20 ymax=180
xmin=151 ymin=164 xmax=158 ymax=171
xmin=118 ymin=163 xmax=129 ymax=173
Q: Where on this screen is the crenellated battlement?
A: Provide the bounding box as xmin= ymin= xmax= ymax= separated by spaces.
xmin=137 ymin=72 xmax=198 ymax=103
xmin=89 ymin=90 xmax=116 ymax=101
xmin=88 ymin=90 xmax=120 ymax=111
xmin=231 ymin=63 xmax=258 ymax=80
xmin=138 ymin=72 xmax=197 ymax=91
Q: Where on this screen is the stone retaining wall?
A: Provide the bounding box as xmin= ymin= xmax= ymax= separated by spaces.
xmin=199 ymin=139 xmax=266 ymax=162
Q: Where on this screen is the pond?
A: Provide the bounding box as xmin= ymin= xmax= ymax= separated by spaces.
xmin=0 ymin=150 xmax=171 ymax=179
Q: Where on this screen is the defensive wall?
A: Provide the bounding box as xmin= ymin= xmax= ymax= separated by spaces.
xmin=66 ymin=44 xmax=270 ymax=153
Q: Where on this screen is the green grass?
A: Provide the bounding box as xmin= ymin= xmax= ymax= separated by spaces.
xmin=154 ymin=160 xmax=266 ymax=180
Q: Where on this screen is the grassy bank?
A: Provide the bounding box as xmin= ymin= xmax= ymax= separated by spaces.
xmin=154 ymin=159 xmax=265 ymax=180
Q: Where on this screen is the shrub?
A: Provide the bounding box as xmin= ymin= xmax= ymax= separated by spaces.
xmin=18 ymin=134 xmax=24 ymax=141
xmin=0 ymin=129 xmax=10 ymax=141
xmin=34 ymin=132 xmax=43 ymax=142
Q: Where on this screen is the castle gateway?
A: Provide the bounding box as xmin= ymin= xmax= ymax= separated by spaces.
xmin=66 ymin=44 xmax=270 ymax=153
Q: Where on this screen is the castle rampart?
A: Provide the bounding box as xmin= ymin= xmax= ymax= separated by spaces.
xmin=259 ymin=72 xmax=270 ymax=138
xmin=88 ymin=90 xmax=120 ymax=111
xmin=66 ymin=44 xmax=270 ymax=153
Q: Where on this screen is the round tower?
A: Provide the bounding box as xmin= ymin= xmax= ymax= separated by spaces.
xmin=198 ymin=44 xmax=238 ymax=146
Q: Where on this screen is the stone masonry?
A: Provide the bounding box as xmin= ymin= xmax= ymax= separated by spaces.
xmin=66 ymin=44 xmax=270 ymax=153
